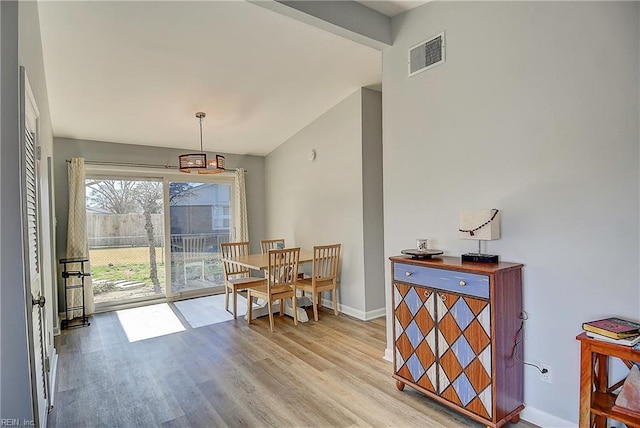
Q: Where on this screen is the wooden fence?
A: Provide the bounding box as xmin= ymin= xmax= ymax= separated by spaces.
xmin=87 ymin=213 xmax=164 ymax=248
xmin=87 ymin=213 xmax=231 ymax=251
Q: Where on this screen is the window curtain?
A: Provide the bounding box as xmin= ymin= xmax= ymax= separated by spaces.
xmin=66 ymin=158 xmax=95 ymax=316
xmin=233 ymin=168 xmax=248 ymax=242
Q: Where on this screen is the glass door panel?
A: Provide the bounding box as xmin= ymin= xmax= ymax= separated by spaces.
xmin=86 ymin=178 xmax=165 ymax=307
xmin=168 ymin=181 xmax=230 ymax=294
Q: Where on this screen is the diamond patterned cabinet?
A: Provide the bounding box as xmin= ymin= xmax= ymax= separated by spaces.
xmin=391 ymin=256 xmax=524 ymax=428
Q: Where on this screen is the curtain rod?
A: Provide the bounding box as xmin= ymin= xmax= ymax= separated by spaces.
xmin=65 ymin=159 xmax=244 ymax=173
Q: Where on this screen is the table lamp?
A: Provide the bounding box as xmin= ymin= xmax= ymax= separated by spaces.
xmin=459 ymin=209 xmax=500 ymax=263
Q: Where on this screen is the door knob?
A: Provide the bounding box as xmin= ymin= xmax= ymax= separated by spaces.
xmin=32 ymin=295 xmax=45 ymax=308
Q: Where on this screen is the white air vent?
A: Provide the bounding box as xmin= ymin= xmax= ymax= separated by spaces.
xmin=408 ymin=31 xmax=445 ymax=77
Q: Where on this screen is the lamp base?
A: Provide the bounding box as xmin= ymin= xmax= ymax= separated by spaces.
xmin=461 ymin=253 xmax=499 ymax=263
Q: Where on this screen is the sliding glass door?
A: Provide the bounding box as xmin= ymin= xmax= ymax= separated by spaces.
xmin=86 ymin=178 xmax=166 ymax=308
xmin=168 ymin=180 xmax=231 ymax=294
xmin=86 ymin=170 xmax=235 ymax=310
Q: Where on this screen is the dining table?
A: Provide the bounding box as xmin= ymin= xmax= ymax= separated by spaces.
xmin=221 ymin=249 xmax=315 ymax=322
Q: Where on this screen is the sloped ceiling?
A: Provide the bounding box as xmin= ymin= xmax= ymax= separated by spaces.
xmin=38 ymin=1 xmax=382 ymax=156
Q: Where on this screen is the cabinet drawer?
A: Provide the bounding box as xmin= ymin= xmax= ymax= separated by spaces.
xmin=394 ymin=263 xmax=489 ymax=299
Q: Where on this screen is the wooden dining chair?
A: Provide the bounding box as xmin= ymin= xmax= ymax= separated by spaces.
xmin=220 ymin=241 xmax=264 ymax=319
xmin=296 ymin=243 xmax=341 ymax=321
xmin=247 ymin=247 xmax=300 ymax=331
xmin=260 ymin=238 xmax=285 ymax=254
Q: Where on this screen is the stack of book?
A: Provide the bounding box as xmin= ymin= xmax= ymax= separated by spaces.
xmin=582 ymin=317 xmax=640 ymax=347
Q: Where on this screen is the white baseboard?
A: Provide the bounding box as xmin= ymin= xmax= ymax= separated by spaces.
xmin=49 ymin=349 xmax=58 ymax=409
xmin=54 ymin=312 xmax=61 ymax=336
xmin=362 ymin=307 xmax=386 ymax=320
xmin=383 ymin=347 xmax=393 ymax=362
xmin=320 ymin=298 xmax=385 ymax=321
xmin=520 ymin=406 xmax=576 ymax=428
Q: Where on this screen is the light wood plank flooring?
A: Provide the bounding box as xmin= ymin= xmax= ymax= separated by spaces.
xmin=48 ymin=301 xmax=539 ymax=428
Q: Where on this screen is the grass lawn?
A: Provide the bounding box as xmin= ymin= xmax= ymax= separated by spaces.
xmin=89 ymin=246 xmax=224 ymax=302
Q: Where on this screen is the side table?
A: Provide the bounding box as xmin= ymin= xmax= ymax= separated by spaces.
xmin=576 ymin=332 xmax=640 ymax=427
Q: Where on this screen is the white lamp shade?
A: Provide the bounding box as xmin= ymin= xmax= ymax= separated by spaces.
xmin=459 ymin=210 xmax=500 ymax=241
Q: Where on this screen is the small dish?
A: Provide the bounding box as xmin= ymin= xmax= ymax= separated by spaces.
xmin=401 ymin=249 xmax=444 ymax=259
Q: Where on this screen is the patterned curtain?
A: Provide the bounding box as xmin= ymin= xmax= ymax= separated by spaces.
xmin=66 ymin=158 xmax=94 ymax=315
xmin=233 ymin=168 xmax=248 ymax=242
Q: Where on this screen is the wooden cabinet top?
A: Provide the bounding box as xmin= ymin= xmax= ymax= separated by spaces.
xmin=389 ymin=255 xmax=523 ymax=275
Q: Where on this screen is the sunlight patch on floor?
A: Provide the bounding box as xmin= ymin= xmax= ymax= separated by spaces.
xmin=174 ymin=294 xmax=247 ymax=328
xmin=116 ymin=303 xmax=185 ymax=342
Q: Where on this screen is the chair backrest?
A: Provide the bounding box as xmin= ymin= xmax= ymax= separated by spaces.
xmin=220 ymin=241 xmax=251 ymax=278
xmin=267 ymin=247 xmax=300 ymax=294
xmin=311 ymin=244 xmax=341 ymax=283
xmin=182 ymin=235 xmax=208 ymax=261
xmin=261 ymin=238 xmax=285 ymax=254
xmin=171 ymin=235 xmax=183 ymax=251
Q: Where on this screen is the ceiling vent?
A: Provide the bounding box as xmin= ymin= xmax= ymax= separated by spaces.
xmin=408 ymin=31 xmax=445 ymax=77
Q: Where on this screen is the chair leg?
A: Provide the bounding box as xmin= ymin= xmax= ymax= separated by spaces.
xmin=267 ymin=299 xmax=274 ymax=332
xmin=233 ymin=287 xmax=238 ymax=319
xmin=224 ymin=284 xmax=230 ymax=311
xmin=200 ymin=261 xmax=205 ymax=281
xmin=279 ymin=299 xmax=284 ymax=316
xmin=183 ymin=262 xmax=187 ymax=285
xmin=332 ymin=288 xmax=338 ymax=315
xmin=312 ymin=292 xmax=319 ymax=322
xmin=292 ymin=294 xmax=298 ymax=326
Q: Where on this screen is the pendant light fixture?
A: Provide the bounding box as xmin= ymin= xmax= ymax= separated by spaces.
xmin=178 ymin=112 xmax=225 ymax=174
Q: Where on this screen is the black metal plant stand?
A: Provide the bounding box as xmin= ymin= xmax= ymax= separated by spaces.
xmin=59 ymin=257 xmax=91 ymax=329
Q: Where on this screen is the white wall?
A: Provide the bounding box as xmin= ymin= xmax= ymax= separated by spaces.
xmin=1 ymin=0 xmax=4 ymax=410
xmin=265 ymin=88 xmax=384 ymax=319
xmin=361 ymin=88 xmax=385 ymax=312
xmin=383 ymin=1 xmax=639 ymax=424
xmin=0 ymin=0 xmax=57 ymax=419
xmin=1 ymin=0 xmax=35 ymax=420
xmin=0 ymin=1 xmax=26 ymax=418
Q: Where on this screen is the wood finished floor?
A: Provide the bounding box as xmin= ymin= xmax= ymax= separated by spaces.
xmin=48 ymin=300 xmax=540 ymax=428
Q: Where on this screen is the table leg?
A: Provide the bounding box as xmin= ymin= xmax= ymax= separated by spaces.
xmin=282 ymin=299 xmax=309 ymax=323
xmin=594 ymin=354 xmax=608 ymax=428
xmin=579 ymin=341 xmax=593 ymax=428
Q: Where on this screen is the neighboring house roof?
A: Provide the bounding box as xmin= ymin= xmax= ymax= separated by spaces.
xmin=171 ymin=183 xmax=231 ymax=207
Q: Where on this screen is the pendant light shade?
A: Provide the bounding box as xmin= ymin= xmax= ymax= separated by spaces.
xmin=179 ymin=112 xmax=225 ymax=174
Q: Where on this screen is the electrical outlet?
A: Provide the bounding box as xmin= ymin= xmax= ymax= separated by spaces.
xmin=540 ymin=363 xmax=552 ymax=384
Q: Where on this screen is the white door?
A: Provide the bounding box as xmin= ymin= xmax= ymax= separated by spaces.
xmin=20 ymin=67 xmax=49 ymax=427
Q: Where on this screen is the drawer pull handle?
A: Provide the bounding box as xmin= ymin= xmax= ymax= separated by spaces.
xmin=424 ymin=290 xmax=431 ymax=298
xmin=405 ymin=271 xmax=412 ymax=277
xmin=439 ymin=294 xmax=446 ymax=302
xmin=459 ymin=280 xmax=466 ymax=287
